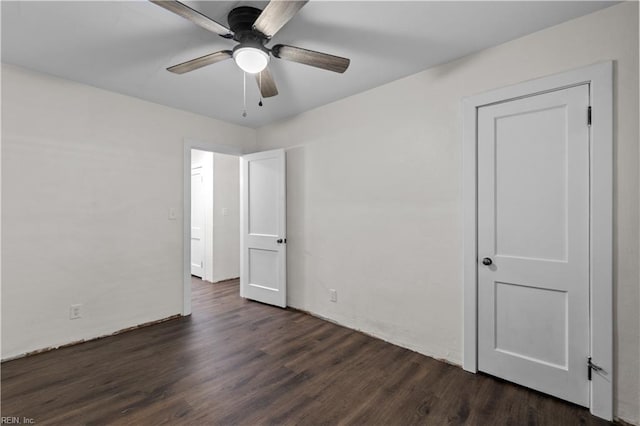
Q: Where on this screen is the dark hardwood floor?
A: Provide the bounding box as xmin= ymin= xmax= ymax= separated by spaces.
xmin=2 ymin=277 xmax=607 ymax=425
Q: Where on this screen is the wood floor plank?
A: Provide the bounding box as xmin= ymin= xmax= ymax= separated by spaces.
xmin=1 ymin=277 xmax=609 ymax=425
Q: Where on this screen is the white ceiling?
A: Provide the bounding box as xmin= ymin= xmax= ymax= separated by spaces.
xmin=2 ymin=1 xmax=616 ymax=128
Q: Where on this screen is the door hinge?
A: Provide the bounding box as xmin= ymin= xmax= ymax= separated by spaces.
xmin=587 ymin=357 xmax=603 ymax=380
xmin=587 ymin=106 xmax=592 ymax=126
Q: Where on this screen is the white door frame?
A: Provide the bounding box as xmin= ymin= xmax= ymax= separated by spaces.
xmin=462 ymin=61 xmax=613 ymax=420
xmin=182 ymin=138 xmax=246 ymax=316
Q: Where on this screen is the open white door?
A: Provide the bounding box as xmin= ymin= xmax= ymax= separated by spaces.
xmin=240 ymin=149 xmax=286 ymax=308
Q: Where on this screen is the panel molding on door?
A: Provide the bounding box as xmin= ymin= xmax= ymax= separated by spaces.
xmin=477 ymin=85 xmax=590 ymax=407
xmin=240 ymin=149 xmax=286 ymax=308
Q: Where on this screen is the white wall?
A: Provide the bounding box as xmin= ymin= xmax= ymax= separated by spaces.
xmin=211 ymin=153 xmax=240 ymax=282
xmin=1 ymin=64 xmax=256 ymax=359
xmin=256 ymin=3 xmax=639 ymax=424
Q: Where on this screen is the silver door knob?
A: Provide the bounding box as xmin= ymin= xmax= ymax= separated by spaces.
xmin=482 ymin=257 xmax=493 ymax=266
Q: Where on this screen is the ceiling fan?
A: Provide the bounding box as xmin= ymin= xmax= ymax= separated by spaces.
xmin=150 ymin=0 xmax=351 ymax=98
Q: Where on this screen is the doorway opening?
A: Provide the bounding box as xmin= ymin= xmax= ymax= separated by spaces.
xmin=183 ymin=140 xmax=244 ymax=316
xmin=183 ymin=141 xmax=288 ymax=316
xmin=190 ymin=149 xmax=241 ymax=285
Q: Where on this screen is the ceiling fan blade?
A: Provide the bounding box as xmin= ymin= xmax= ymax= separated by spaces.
xmin=253 ymin=0 xmax=308 ymax=38
xmin=272 ymin=44 xmax=350 ymax=73
xmin=150 ymin=1 xmax=233 ymax=38
xmin=255 ymin=67 xmax=278 ymax=98
xmin=167 ymin=50 xmax=233 ymax=74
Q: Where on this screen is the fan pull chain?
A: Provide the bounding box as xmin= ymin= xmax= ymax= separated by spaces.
xmin=258 ymin=72 xmax=263 ymax=107
xmin=242 ymin=71 xmax=247 ymax=118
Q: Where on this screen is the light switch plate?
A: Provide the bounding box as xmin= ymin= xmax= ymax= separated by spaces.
xmin=70 ymin=304 xmax=82 ymax=320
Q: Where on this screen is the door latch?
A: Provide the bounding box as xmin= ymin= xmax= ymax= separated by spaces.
xmin=587 ymin=357 xmax=604 ymax=380
xmin=276 ymin=238 xmax=287 ymax=244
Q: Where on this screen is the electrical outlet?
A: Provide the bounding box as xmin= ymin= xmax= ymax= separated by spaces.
xmin=222 ymin=207 xmax=229 ymax=216
xmin=168 ymin=208 xmax=177 ymax=220
xmin=329 ymin=289 xmax=337 ymax=303
xmin=70 ymin=304 xmax=82 ymax=320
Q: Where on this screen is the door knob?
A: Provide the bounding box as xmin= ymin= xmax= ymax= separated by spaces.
xmin=482 ymin=257 xmax=493 ymax=266
xmin=277 ymin=239 xmax=283 ymax=244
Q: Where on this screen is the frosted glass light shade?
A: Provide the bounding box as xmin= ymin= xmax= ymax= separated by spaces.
xmin=233 ymin=47 xmax=269 ymax=74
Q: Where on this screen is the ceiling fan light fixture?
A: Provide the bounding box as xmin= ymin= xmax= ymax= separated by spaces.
xmin=233 ymin=46 xmax=269 ymax=74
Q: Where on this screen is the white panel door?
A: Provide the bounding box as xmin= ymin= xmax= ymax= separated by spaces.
xmin=477 ymin=85 xmax=590 ymax=406
xmin=190 ymin=168 xmax=205 ymax=278
xmin=240 ymin=149 xmax=286 ymax=307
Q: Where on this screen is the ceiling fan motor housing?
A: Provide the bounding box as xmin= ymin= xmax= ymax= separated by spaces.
xmin=228 ymin=6 xmax=268 ymax=45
